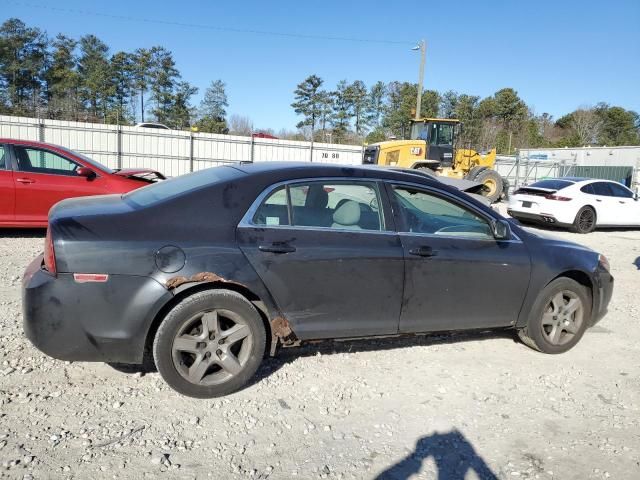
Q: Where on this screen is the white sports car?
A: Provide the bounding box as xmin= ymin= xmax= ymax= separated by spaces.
xmin=508 ymin=177 xmax=639 ymax=233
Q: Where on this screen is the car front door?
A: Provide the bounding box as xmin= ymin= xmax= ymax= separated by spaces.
xmin=12 ymin=145 xmax=108 ymax=224
xmin=388 ymin=183 xmax=531 ymax=333
xmin=586 ymin=182 xmax=620 ymax=226
xmin=237 ymin=179 xmax=404 ymax=340
xmin=0 ymin=144 xmax=15 ymax=224
xmin=606 ymin=182 xmax=639 ymax=225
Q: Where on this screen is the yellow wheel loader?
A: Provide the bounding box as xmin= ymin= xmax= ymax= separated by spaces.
xmin=363 ymin=118 xmax=507 ymax=202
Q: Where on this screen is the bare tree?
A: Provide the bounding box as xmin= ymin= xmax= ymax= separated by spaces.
xmin=228 ymin=114 xmax=253 ymax=136
xmin=570 ymin=108 xmax=602 ymax=146
xmin=478 ymin=119 xmax=500 ymax=152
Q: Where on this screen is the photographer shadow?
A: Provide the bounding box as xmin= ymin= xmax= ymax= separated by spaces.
xmin=376 ymin=429 xmax=498 ymax=480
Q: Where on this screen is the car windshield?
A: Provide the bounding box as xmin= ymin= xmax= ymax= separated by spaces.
xmin=528 ymin=179 xmax=575 ymax=190
xmin=57 ymin=147 xmax=114 ymax=174
xmin=124 ymin=165 xmax=243 ymax=206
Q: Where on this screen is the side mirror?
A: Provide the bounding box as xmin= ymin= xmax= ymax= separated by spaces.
xmin=77 ymin=167 xmax=96 ymax=180
xmin=492 ymin=219 xmax=512 ymax=240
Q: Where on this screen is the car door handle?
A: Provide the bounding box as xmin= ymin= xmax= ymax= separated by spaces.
xmin=595 ymin=199 xmax=602 ymax=202
xmin=16 ymin=178 xmax=35 ymax=184
xmin=619 ymin=201 xmax=626 ymax=204
xmin=409 ymin=246 xmax=437 ymax=257
xmin=258 ymin=243 xmax=296 ymax=254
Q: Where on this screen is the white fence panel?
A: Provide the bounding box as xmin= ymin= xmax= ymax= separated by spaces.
xmin=0 ymin=115 xmax=364 ymax=177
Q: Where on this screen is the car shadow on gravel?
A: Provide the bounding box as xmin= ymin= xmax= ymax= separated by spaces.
xmin=375 ymin=429 xmax=498 ymax=479
xmin=0 ymin=228 xmax=46 ymax=238
xmin=109 ymin=329 xmax=517 ymax=388
xmin=250 ymin=329 xmax=516 ymax=387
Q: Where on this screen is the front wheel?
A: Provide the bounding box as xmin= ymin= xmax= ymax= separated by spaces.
xmin=517 ymin=277 xmax=591 ymax=354
xmin=153 ymin=289 xmax=266 ymax=398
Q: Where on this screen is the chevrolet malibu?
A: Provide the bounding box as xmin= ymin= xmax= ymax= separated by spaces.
xmin=23 ymin=163 xmax=613 ymax=398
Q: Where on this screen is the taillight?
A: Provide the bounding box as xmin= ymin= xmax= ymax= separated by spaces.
xmin=544 ymin=194 xmax=572 ymax=201
xmin=44 ymin=228 xmax=57 ymax=275
xmin=598 ymin=254 xmax=610 ymax=272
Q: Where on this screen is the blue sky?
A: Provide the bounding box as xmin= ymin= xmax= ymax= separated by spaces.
xmin=4 ymin=0 xmax=639 ymax=130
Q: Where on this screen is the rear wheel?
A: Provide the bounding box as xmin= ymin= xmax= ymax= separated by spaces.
xmin=153 ymin=289 xmax=266 ymax=398
xmin=517 ymin=277 xmax=591 ymax=354
xmin=572 ymin=206 xmax=596 ymax=234
xmin=474 ymin=169 xmax=504 ymax=203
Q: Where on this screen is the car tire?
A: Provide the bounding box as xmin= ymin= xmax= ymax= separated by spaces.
xmin=473 ymin=169 xmax=504 ymax=203
xmin=572 ymin=206 xmax=596 ymax=234
xmin=153 ymin=289 xmax=266 ymax=398
xmin=517 ymin=277 xmax=591 ymax=354
xmin=464 ymin=166 xmax=487 ymax=180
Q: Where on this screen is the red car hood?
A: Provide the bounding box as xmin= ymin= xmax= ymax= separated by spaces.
xmin=112 ymin=168 xmax=166 ymax=181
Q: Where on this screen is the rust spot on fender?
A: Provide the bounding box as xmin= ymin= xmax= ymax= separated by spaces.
xmin=269 ymin=315 xmax=299 ymax=356
xmin=271 ymin=316 xmax=293 ymax=339
xmin=271 ymin=315 xmax=298 ymax=346
xmin=166 ymin=271 xmax=243 ymax=290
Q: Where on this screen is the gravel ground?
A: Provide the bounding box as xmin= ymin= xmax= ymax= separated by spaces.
xmin=1 ymin=223 xmax=639 ymax=480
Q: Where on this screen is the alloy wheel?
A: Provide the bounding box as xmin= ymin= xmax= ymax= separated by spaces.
xmin=171 ymin=309 xmax=253 ymax=385
xmin=578 ymin=209 xmax=595 ymax=232
xmin=540 ymin=290 xmax=584 ymax=346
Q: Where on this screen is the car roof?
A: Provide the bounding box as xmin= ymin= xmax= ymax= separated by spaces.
xmin=533 ymin=177 xmax=604 ymax=185
xmin=231 ymin=161 xmax=443 ymax=184
xmin=0 ymin=138 xmax=51 ymax=146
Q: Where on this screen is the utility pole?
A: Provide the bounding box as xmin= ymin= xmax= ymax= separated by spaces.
xmin=412 ymin=39 xmax=426 ymax=120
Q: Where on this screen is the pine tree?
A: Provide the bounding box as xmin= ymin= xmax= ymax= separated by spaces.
xmin=45 ymin=34 xmax=80 ymax=119
xmin=148 ymin=46 xmax=179 ymax=124
xmin=109 ymin=51 xmax=135 ymax=123
xmin=78 ymin=34 xmax=112 ymax=120
xmin=291 ymin=75 xmax=324 ymax=140
xmin=197 ymin=79 xmax=228 ymax=133
xmin=0 ymin=18 xmax=48 ymax=115
xmin=132 ymin=48 xmax=152 ymax=122
xmin=346 ymin=80 xmax=368 ymax=136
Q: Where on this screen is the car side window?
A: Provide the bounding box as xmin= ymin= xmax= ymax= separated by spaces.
xmin=14 ymin=147 xmax=80 ymax=176
xmin=591 ymin=182 xmax=614 ymax=196
xmin=252 ymin=186 xmax=290 ymax=226
xmin=580 ymin=184 xmax=596 ymax=195
xmin=289 ymin=182 xmax=381 ymax=231
xmin=608 ymin=182 xmax=634 ymax=198
xmin=252 ymin=181 xmax=383 ymax=231
xmin=393 ymin=186 xmax=493 ymax=240
xmin=0 ymin=145 xmax=5 ymax=170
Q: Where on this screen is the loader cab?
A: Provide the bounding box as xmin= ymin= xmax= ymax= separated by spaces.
xmin=409 ymin=119 xmax=460 ymax=167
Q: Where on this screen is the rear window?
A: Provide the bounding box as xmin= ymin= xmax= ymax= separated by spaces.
xmin=125 ymin=166 xmax=243 ymax=207
xmin=528 ymin=179 xmax=575 ymax=190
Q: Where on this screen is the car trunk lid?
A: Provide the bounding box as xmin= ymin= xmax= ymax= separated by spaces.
xmin=112 ymin=168 xmax=166 ymax=182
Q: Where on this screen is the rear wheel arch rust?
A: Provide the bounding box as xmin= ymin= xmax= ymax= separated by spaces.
xmin=145 ymin=280 xmax=295 ymax=360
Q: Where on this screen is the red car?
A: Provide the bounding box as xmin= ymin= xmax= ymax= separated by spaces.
xmin=0 ymin=139 xmax=164 ymax=228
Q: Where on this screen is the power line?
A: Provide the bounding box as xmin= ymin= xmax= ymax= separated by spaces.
xmin=3 ymin=0 xmax=414 ymax=46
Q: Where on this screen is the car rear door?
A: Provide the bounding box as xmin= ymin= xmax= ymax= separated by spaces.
xmin=236 ymin=179 xmax=405 ymax=340
xmin=12 ymin=144 xmax=109 ymax=224
xmin=0 ymin=144 xmax=15 ymax=224
xmin=388 ymin=182 xmax=531 ymax=333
